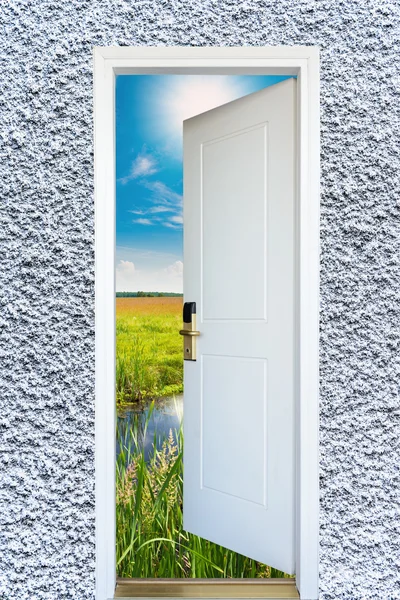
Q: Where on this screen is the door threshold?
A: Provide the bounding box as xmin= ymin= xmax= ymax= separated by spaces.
xmin=115 ymin=578 xmax=299 ymax=598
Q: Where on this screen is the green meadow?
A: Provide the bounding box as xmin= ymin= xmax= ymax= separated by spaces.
xmin=116 ymin=297 xmax=183 ymax=404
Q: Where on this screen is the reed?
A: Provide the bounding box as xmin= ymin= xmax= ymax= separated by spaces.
xmin=116 ymin=404 xmax=289 ymax=579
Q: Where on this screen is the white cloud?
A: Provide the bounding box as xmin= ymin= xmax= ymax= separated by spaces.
xmin=143 ymin=181 xmax=182 ymax=207
xmin=134 ymin=218 xmax=153 ymax=225
xmin=119 ymin=150 xmax=158 ymax=184
xmin=130 ymin=205 xmax=174 ymax=217
xmin=164 ymin=260 xmax=183 ymax=277
xmin=116 ymin=259 xmax=183 ymax=293
xmin=163 ymin=222 xmax=180 ymax=229
xmin=162 ymin=214 xmax=183 ymax=229
xmin=127 ymin=181 xmax=182 ymax=225
xmin=170 ymin=215 xmax=183 ymax=224
xmin=118 ymin=260 xmax=135 ymax=273
xmin=149 ymin=205 xmax=172 ymax=214
xmin=133 ymin=156 xmax=157 ymax=178
xmin=116 ymin=260 xmax=136 ymax=291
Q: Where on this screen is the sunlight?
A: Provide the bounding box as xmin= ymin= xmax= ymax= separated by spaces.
xmin=161 ymin=75 xmax=244 ymax=135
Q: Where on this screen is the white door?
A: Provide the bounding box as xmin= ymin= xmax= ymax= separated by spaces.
xmin=182 ymin=78 xmax=297 ymax=576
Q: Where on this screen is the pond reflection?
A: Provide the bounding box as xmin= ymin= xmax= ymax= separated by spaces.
xmin=117 ymin=395 xmax=183 ymax=461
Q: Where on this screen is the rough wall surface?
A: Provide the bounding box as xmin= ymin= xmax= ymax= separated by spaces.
xmin=0 ymin=1 xmax=399 ymax=599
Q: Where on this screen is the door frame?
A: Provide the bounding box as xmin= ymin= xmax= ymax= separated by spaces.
xmin=94 ymin=46 xmax=320 ymax=600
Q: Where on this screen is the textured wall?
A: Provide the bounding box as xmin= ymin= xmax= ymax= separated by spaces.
xmin=1 ymin=1 xmax=399 ymax=599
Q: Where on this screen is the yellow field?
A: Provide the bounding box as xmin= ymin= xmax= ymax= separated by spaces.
xmin=116 ymin=297 xmax=183 ymax=403
xmin=116 ymin=296 xmax=183 ymax=316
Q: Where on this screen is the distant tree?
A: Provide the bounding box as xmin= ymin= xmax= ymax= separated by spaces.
xmin=116 ymin=291 xmax=183 ymax=298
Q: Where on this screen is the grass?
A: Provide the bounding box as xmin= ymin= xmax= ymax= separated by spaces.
xmin=116 ymin=404 xmax=290 ymax=579
xmin=116 ymin=297 xmax=183 ymax=404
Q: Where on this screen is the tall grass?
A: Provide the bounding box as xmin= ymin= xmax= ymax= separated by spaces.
xmin=116 ymin=403 xmax=290 ymax=579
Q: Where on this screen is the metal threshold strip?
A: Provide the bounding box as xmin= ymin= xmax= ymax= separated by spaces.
xmin=114 ymin=578 xmax=299 ymax=599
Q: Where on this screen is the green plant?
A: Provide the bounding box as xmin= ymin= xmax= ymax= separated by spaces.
xmin=116 ymin=404 xmax=291 ymax=579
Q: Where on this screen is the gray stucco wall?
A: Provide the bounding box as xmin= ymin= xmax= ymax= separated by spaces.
xmin=1 ymin=1 xmax=399 ymax=599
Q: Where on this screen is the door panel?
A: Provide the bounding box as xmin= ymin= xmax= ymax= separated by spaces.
xmin=183 ymin=78 xmax=297 ymax=575
xmin=202 ymin=123 xmax=267 ymax=321
xmin=202 ymin=354 xmax=267 ymax=506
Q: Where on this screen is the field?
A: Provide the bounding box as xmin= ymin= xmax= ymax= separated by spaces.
xmin=116 ymin=297 xmax=183 ymax=404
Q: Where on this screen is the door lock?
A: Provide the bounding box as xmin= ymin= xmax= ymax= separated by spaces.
xmin=179 ymin=302 xmax=200 ymax=361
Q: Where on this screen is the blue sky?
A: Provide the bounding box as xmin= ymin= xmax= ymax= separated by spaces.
xmin=116 ymin=74 xmax=293 ymax=292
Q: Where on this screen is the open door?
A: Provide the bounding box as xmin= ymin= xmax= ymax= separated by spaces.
xmin=182 ymin=78 xmax=297 ymax=576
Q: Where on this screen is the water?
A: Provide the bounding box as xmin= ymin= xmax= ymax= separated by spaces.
xmin=117 ymin=395 xmax=183 ymax=461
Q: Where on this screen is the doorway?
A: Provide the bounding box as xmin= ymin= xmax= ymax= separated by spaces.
xmin=115 ymin=73 xmax=296 ymax=581
xmin=93 ymin=49 xmax=318 ymax=597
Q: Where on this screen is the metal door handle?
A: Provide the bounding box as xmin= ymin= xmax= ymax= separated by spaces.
xmin=179 ymin=329 xmax=200 ymax=337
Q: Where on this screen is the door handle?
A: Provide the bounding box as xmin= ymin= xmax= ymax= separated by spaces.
xmin=179 ymin=329 xmax=200 ymax=337
xmin=179 ymin=302 xmax=200 ymax=360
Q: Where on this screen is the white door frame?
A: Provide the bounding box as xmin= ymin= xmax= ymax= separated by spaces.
xmin=94 ymin=46 xmax=320 ymax=600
